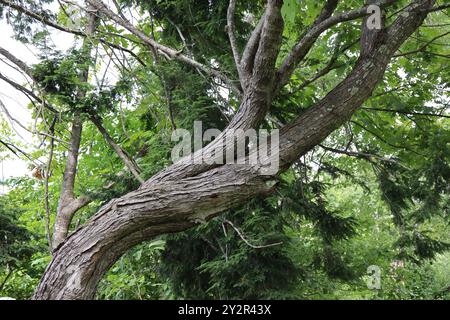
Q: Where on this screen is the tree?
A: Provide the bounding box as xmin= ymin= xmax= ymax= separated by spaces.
xmin=0 ymin=197 xmax=39 ymax=297
xmin=0 ymin=0 xmax=448 ymax=299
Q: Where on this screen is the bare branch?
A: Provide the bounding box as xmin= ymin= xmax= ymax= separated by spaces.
xmin=223 ymin=219 xmax=283 ymax=249
xmin=294 ymin=39 xmax=358 ymax=93
xmin=86 ymin=0 xmax=242 ymax=95
xmin=0 ymin=139 xmax=44 ymax=166
xmin=0 ymin=46 xmax=34 ymax=78
xmin=0 ymin=0 xmax=84 ymax=35
xmin=0 ymin=72 xmax=58 ymax=113
xmin=0 ymin=99 xmax=67 ymax=144
xmin=0 ymin=0 xmax=146 ymax=67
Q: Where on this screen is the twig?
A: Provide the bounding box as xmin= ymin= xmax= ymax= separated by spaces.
xmin=44 ymin=116 xmax=57 ymax=253
xmin=223 ymin=219 xmax=283 ymax=249
xmin=0 ymin=267 xmax=14 ymax=292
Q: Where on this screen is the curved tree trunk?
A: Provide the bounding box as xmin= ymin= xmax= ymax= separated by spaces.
xmin=33 ymin=0 xmax=434 ymax=299
xmin=33 ymin=165 xmax=276 ymax=299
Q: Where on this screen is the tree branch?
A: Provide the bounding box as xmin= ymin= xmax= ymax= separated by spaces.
xmin=319 ymin=144 xmax=397 ymax=163
xmin=52 ymin=5 xmax=98 ymax=248
xmin=223 ymin=219 xmax=283 ymax=249
xmin=89 ymin=114 xmax=144 ymax=184
xmin=141 ymin=0 xmax=285 ymax=186
xmin=0 ymin=98 xmax=66 ymax=144
xmin=0 ymin=0 xmax=146 ymax=67
xmin=0 ymin=72 xmax=58 ymax=113
xmin=0 ymin=0 xmax=84 ymax=35
xmin=0 ymin=46 xmax=34 ymax=79
xmin=277 ymin=0 xmax=434 ymax=167
xmin=85 ymin=0 xmax=242 ymax=95
xmin=240 ymin=12 xmax=265 ymax=87
xmin=294 ymin=38 xmax=357 ymax=93
xmin=226 ymin=0 xmax=243 ymax=85
xmin=362 ymin=106 xmax=450 ymax=119
xmin=276 ymin=0 xmax=396 ymax=91
xmin=394 ymin=30 xmax=450 ymax=57
xmin=249 ymin=0 xmax=284 ymax=96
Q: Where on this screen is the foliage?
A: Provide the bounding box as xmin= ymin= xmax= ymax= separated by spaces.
xmin=0 ymin=0 xmax=448 ymax=300
xmin=160 ymin=197 xmax=298 ymax=299
xmin=0 ymin=196 xmax=44 ymax=298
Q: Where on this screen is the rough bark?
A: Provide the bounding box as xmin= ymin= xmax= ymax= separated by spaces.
xmin=53 ymin=115 xmax=89 ymax=248
xmin=141 ymin=0 xmax=285 ymax=185
xmin=33 ymin=0 xmax=434 ymax=299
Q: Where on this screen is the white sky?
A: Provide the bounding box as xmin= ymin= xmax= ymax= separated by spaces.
xmin=1 ymin=20 xmax=36 ymax=187
xmin=0 ymin=2 xmax=122 ymax=193
xmin=0 ymin=18 xmax=75 ymax=191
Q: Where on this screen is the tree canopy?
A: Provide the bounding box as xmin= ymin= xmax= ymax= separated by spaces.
xmin=0 ymin=0 xmax=448 ymax=300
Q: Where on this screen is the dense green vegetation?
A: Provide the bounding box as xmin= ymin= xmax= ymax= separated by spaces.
xmin=0 ymin=0 xmax=449 ymax=299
